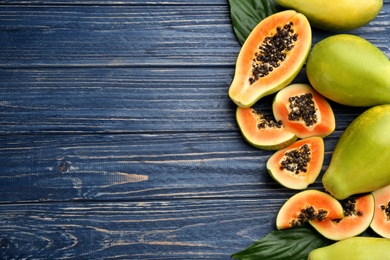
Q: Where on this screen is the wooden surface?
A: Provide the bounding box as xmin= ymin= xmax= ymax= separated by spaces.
xmin=0 ymin=1 xmax=389 ymax=259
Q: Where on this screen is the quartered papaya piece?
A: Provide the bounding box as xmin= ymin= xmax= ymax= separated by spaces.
xmin=310 ymin=194 xmax=374 ymax=240
xmin=267 ymin=137 xmax=324 ymax=190
xmin=236 ymin=106 xmax=297 ymax=150
xmin=273 ymin=83 xmax=336 ymax=139
xmin=276 ymin=189 xmax=344 ymax=230
xmin=370 ymin=184 xmax=390 ymax=238
xmin=229 ymin=10 xmax=312 ymax=108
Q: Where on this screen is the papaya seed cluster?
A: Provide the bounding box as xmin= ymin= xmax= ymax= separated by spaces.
xmin=341 ymin=198 xmax=363 ymax=217
xmin=251 ymin=109 xmax=283 ymax=129
xmin=249 ymin=22 xmax=298 ymax=85
xmin=290 ymin=206 xmax=328 ymax=227
xmin=380 ymin=201 xmax=390 ymax=221
xmin=288 ymin=93 xmax=318 ymax=127
xmin=280 ymin=144 xmax=311 ymax=174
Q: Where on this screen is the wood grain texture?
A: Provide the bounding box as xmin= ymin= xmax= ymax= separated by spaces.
xmin=0 ymin=199 xmax=279 ymax=259
xmin=0 ymin=0 xmax=389 ymax=259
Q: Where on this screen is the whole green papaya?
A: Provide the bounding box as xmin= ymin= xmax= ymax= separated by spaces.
xmin=306 ymin=34 xmax=390 ymax=107
xmin=276 ymin=0 xmax=383 ymax=31
xmin=308 ymin=237 xmax=390 ymax=260
xmin=322 ymin=105 xmax=390 ymax=200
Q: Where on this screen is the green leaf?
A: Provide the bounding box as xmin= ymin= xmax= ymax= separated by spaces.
xmin=228 ymin=0 xmax=283 ymax=45
xmin=231 ymin=226 xmax=334 ymax=260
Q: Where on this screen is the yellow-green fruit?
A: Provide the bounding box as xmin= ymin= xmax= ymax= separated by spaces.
xmin=306 ymin=34 xmax=390 ymax=107
xmin=276 ymin=0 xmax=383 ymax=31
xmin=322 ymin=105 xmax=390 ymax=200
xmin=308 ymin=237 xmax=390 ymax=260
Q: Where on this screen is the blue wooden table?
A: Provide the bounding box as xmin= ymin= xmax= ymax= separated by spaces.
xmin=1 ymin=1 xmax=389 ymax=259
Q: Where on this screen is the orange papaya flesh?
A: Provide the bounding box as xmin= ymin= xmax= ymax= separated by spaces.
xmin=310 ymin=194 xmax=375 ymax=241
xmin=229 ymin=10 xmax=312 ymax=108
xmin=370 ymin=184 xmax=390 ymax=238
xmin=273 ymin=83 xmax=335 ymax=139
xmin=267 ymin=137 xmax=324 ymax=190
xmin=236 ymin=107 xmax=297 ymax=150
xmin=276 ymin=189 xmax=344 ymax=230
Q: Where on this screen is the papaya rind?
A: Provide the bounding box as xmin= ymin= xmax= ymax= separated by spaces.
xmin=306 ymin=34 xmax=390 ymax=107
xmin=308 ymin=237 xmax=390 ymax=260
xmin=276 ymin=0 xmax=383 ymax=31
xmin=322 ymin=105 xmax=390 ymax=200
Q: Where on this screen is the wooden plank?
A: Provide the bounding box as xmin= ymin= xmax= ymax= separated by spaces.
xmin=0 ymin=131 xmax=337 ymax=204
xmin=0 ymin=199 xmax=280 ymax=259
xmin=1 ymin=0 xmax=226 ymax=4
xmin=1 ymin=4 xmax=389 ymax=68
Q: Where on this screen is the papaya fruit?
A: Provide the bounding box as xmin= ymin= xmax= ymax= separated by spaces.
xmin=276 ymin=190 xmax=344 ymax=230
xmin=272 ymin=83 xmax=335 ymax=139
xmin=276 ymin=0 xmax=383 ymax=31
xmin=236 ymin=107 xmax=297 ymax=150
xmin=322 ymin=105 xmax=390 ymax=200
xmin=229 ymin=10 xmax=312 ymax=108
xmin=266 ymin=137 xmax=324 ymax=190
xmin=310 ymin=194 xmax=374 ymax=240
xmin=370 ymin=184 xmax=390 ymax=238
xmin=306 ymin=34 xmax=390 ymax=107
xmin=308 ymin=237 xmax=390 ymax=260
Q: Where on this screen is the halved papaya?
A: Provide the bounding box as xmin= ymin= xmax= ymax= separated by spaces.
xmin=229 ymin=10 xmax=312 ymax=108
xmin=236 ymin=107 xmax=297 ymax=150
xmin=266 ymin=137 xmax=324 ymax=189
xmin=370 ymin=184 xmax=390 ymax=238
xmin=310 ymin=194 xmax=374 ymax=240
xmin=276 ymin=189 xmax=344 ymax=230
xmin=273 ymin=83 xmax=336 ymax=139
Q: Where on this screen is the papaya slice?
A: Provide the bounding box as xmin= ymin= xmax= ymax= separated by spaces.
xmin=236 ymin=107 xmax=297 ymax=150
xmin=370 ymin=184 xmax=390 ymax=238
xmin=310 ymin=194 xmax=374 ymax=240
xmin=229 ymin=10 xmax=312 ymax=108
xmin=266 ymin=137 xmax=324 ymax=190
xmin=273 ymin=83 xmax=336 ymax=139
xmin=276 ymin=189 xmax=344 ymax=230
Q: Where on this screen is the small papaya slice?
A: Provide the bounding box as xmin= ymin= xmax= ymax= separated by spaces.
xmin=266 ymin=137 xmax=324 ymax=189
xmin=310 ymin=194 xmax=374 ymax=240
xmin=276 ymin=189 xmax=344 ymax=230
xmin=273 ymin=83 xmax=335 ymax=139
xmin=236 ymin=107 xmax=297 ymax=150
xmin=370 ymin=184 xmax=390 ymax=238
xmin=229 ymin=10 xmax=312 ymax=108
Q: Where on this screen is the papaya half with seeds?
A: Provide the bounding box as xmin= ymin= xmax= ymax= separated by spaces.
xmin=272 ymin=84 xmax=335 ymax=139
xmin=322 ymin=105 xmax=390 ymax=200
xmin=276 ymin=190 xmax=343 ymax=230
xmin=236 ymin=107 xmax=297 ymax=150
xmin=229 ymin=10 xmax=311 ymax=108
xmin=308 ymin=237 xmax=390 ymax=260
xmin=306 ymin=34 xmax=390 ymax=107
xmin=310 ymin=194 xmax=374 ymax=241
xmin=370 ymin=184 xmax=390 ymax=238
xmin=266 ymin=137 xmax=324 ymax=190
xmin=276 ymin=0 xmax=383 ymax=31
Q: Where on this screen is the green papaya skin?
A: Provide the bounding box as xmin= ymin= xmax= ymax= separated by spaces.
xmin=308 ymin=237 xmax=390 ymax=260
xmin=276 ymin=0 xmax=383 ymax=31
xmin=306 ymin=34 xmax=390 ymax=107
xmin=322 ymin=105 xmax=390 ymax=200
